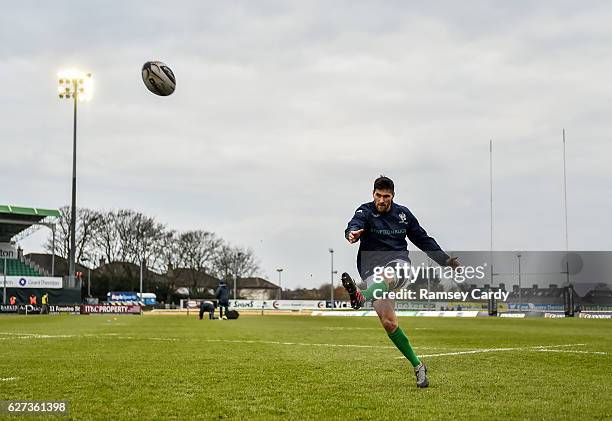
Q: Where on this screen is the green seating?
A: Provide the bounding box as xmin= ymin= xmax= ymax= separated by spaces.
xmin=0 ymin=259 xmax=42 ymax=276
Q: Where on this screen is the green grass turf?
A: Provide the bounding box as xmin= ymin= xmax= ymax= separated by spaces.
xmin=0 ymin=314 xmax=610 ymax=420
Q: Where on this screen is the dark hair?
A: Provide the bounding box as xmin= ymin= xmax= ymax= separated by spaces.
xmin=373 ymin=175 xmax=394 ymax=192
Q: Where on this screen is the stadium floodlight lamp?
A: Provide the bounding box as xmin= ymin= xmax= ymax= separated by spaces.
xmin=57 ymin=70 xmax=93 ymax=101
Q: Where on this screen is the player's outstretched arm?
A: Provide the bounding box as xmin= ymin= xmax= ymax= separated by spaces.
xmin=344 ymin=205 xmax=368 ymax=244
xmin=347 ymin=229 xmax=364 ymax=244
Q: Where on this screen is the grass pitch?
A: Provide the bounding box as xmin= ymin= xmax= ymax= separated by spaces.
xmin=0 ymin=314 xmax=610 ymax=420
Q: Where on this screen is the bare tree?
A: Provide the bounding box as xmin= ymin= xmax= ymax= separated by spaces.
xmin=45 ymin=208 xmax=70 ymax=260
xmin=130 ymin=212 xmax=167 ymax=270
xmin=115 ymin=209 xmax=137 ymax=263
xmin=177 ymin=230 xmax=221 ymax=272
xmin=173 ymin=230 xmax=222 ymax=290
xmin=111 ymin=209 xmax=167 ymax=269
xmin=45 ymin=206 xmax=101 ymax=264
xmin=212 ymin=243 xmax=260 ymax=281
xmin=158 ymin=229 xmax=179 ymax=273
xmin=90 ymin=210 xmax=121 ymax=264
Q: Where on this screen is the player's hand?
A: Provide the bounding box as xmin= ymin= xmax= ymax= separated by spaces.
xmin=446 ymin=257 xmax=461 ymax=269
xmin=347 ymin=229 xmax=364 ymax=243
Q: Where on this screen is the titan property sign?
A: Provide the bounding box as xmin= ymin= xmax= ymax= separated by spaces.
xmin=80 ymin=305 xmax=141 ymax=314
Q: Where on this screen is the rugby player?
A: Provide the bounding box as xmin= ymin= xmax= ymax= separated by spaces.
xmin=342 ymin=176 xmax=460 ymax=388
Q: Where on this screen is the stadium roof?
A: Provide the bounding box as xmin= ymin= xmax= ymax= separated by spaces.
xmin=0 ymin=205 xmax=60 ymax=242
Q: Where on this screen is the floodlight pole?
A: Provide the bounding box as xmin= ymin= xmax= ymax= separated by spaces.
xmin=51 ymin=223 xmax=56 ymax=277
xmin=517 ymin=253 xmax=522 ymax=311
xmin=562 ymin=129 xmax=570 ymax=286
xmin=329 ymin=248 xmax=334 ymax=308
xmin=276 ymin=268 xmax=283 ymax=299
xmin=490 ymin=140 xmax=494 ymax=288
xmin=3 ymin=257 xmax=6 ymax=304
xmin=68 ymin=85 xmax=78 ymax=289
xmin=140 ymin=259 xmax=144 ymax=304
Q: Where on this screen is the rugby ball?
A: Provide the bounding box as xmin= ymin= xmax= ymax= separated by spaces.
xmin=141 ymin=61 xmax=176 ymax=96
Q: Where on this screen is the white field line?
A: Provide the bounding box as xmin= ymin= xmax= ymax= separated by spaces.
xmin=83 ymin=334 xmax=178 ymax=341
xmin=203 ymin=339 xmax=396 ymax=349
xmin=0 ymin=332 xmax=75 ymax=339
xmin=322 ymin=327 xmax=379 ymax=331
xmin=111 ymin=336 xmax=178 ymax=341
xmin=0 ymin=332 xmax=177 ymax=341
xmin=0 ymin=377 xmax=17 ymax=381
xmin=322 ymin=326 xmax=435 ymax=331
xmin=534 ymin=349 xmax=608 ymax=355
xmin=401 ymin=343 xmax=609 ymax=359
xmin=201 ymin=339 xmax=443 ymax=350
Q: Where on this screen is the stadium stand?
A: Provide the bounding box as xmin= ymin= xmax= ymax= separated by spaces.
xmin=0 ymin=205 xmax=59 ymax=240
xmin=0 ymin=205 xmax=81 ymax=305
xmin=0 ymin=258 xmax=43 ymax=276
xmin=0 ymin=205 xmax=59 ymax=278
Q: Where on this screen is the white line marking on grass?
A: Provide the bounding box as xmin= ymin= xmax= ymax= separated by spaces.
xmin=204 ymin=339 xmax=397 ymax=349
xmin=0 ymin=332 xmax=177 ymax=342
xmin=0 ymin=377 xmax=17 ymax=381
xmin=321 ymin=326 xmax=434 ymax=332
xmin=115 ymin=336 xmax=179 ymax=341
xmin=534 ymin=349 xmax=608 ymax=355
xmin=529 ymin=344 xmax=586 ymax=349
xmin=201 ymin=339 xmax=443 ymax=350
xmin=84 ymin=334 xmax=178 ymax=341
xmin=399 ymin=344 xmax=595 ymax=359
xmin=0 ymin=332 xmax=75 ymax=339
xmin=322 ymin=327 xmax=379 ymax=331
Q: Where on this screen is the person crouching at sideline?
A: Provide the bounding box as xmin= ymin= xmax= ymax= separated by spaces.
xmin=199 ymin=300 xmax=217 ymax=320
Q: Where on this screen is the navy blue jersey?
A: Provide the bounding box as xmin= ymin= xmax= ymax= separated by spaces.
xmin=345 ymin=201 xmax=449 ymax=278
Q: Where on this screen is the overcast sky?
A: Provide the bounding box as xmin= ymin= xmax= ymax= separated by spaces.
xmin=1 ymin=1 xmax=611 ymax=288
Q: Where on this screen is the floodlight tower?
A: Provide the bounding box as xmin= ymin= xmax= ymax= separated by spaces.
xmin=276 ymin=268 xmax=283 ymax=299
xmin=329 ymin=248 xmax=334 ymax=308
xmin=57 ymin=70 xmax=93 ymax=287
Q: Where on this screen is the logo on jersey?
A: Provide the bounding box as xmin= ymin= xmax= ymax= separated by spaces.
xmin=398 ymin=212 xmax=407 ymax=224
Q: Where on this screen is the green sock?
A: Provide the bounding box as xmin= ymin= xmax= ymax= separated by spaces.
xmin=360 ymin=280 xmax=389 ymax=301
xmin=388 ymin=326 xmax=421 ymax=367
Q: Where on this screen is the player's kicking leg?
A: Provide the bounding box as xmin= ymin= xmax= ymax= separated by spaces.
xmin=374 ymin=298 xmax=429 ymax=388
xmin=341 ymin=269 xmax=429 ymax=388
